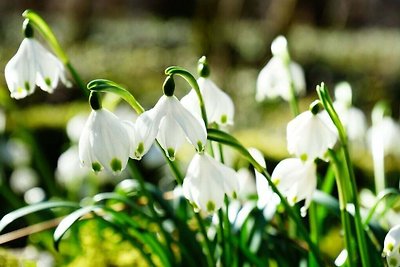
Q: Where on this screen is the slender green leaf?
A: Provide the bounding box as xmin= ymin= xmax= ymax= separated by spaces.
xmin=53 ymin=205 xmax=101 ymax=251
xmin=0 ymin=201 xmax=79 ymax=233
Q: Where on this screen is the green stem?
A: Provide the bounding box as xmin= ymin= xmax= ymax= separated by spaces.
xmin=308 ymin=203 xmax=319 ymax=267
xmin=66 ymin=62 xmax=89 ymax=97
xmin=328 ymin=149 xmax=355 ymax=267
xmin=317 ymin=83 xmax=370 ymax=267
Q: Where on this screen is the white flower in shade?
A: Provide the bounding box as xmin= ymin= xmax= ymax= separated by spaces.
xmin=256 ymin=36 xmax=306 ymax=102
xmin=181 ymin=77 xmax=235 ymax=126
xmin=5 ymin=38 xmax=70 ymax=99
xmin=383 ymin=225 xmax=400 ymax=267
xmin=271 ymin=158 xmax=317 ymax=216
xmin=248 ymin=148 xmax=280 ymax=219
xmin=368 ymin=117 xmax=400 ymax=157
xmin=79 ymin=108 xmax=131 ymax=173
xmin=287 ymin=109 xmax=337 ymax=161
xmin=333 ymin=82 xmax=367 ymax=142
xmin=182 ymin=153 xmax=239 ymax=213
xmin=141 ymin=95 xmax=207 ymax=160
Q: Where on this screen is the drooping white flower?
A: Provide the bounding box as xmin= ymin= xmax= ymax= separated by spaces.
xmin=368 ymin=117 xmax=400 ymax=157
xmin=271 ymin=158 xmax=317 ymax=216
xmin=287 ymin=109 xmax=337 ymax=161
xmin=139 ymin=95 xmax=207 ymax=160
xmin=256 ymin=36 xmax=306 ymax=102
xmin=333 ymin=82 xmax=367 ymax=142
xmin=181 ymin=77 xmax=234 ymax=126
xmin=5 ymin=38 xmax=70 ymax=99
xmin=79 ymin=108 xmax=131 ymax=173
xmin=182 ymin=153 xmax=239 ymax=213
xmin=383 ymin=224 xmax=400 ymax=267
xmin=248 ymin=148 xmax=280 ymax=219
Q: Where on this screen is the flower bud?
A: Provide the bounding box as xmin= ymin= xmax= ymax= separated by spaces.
xmin=163 ymin=75 xmax=175 ymax=96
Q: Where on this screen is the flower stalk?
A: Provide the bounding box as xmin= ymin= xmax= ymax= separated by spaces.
xmin=317 ymin=83 xmax=370 ymax=267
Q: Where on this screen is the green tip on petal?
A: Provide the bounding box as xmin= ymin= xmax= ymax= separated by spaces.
xmin=45 ymin=77 xmax=51 ymax=87
xmin=220 ymin=115 xmax=227 ymax=124
xmin=166 ymin=148 xmax=175 ymax=161
xmin=196 ymin=141 xmax=204 ymax=152
xmin=389 ymin=258 xmax=397 ymax=267
xmin=24 ymin=81 xmax=30 ymax=92
xmin=110 ymin=158 xmax=122 ymax=172
xmin=272 ymin=178 xmax=280 ymax=186
xmin=232 ymin=191 xmax=237 ymax=199
xmin=300 ymin=154 xmax=308 ymax=162
xmin=387 ymin=243 xmax=394 ymax=252
xmin=134 ymin=142 xmax=144 ymax=159
xmin=92 ymin=162 xmax=102 ymax=172
xmin=206 ymin=201 xmax=215 ymax=212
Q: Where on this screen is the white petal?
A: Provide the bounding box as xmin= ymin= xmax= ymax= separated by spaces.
xmin=197 ymin=78 xmax=235 ymax=125
xmin=157 ymin=113 xmax=185 ymax=159
xmin=287 ymin=111 xmax=337 ymax=160
xmin=132 ymin=107 xmax=162 ymax=159
xmin=78 ymin=111 xmax=97 ymax=169
xmin=181 ymin=89 xmax=202 ymax=121
xmin=32 ymin=39 xmax=66 ymax=92
xmin=168 ymin=96 xmax=207 ymax=152
xmin=5 ymin=39 xmax=36 ymax=99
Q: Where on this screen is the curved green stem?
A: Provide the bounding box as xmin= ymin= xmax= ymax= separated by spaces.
xmin=207 ymin=128 xmax=323 ymax=265
xmin=317 ymin=83 xmax=370 ymax=267
xmin=165 ymin=66 xmax=208 ymax=126
xmin=87 ymin=79 xmax=145 ymax=114
xmin=23 ymin=10 xmax=68 ymax=63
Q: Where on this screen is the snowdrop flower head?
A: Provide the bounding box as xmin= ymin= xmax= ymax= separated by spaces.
xmin=368 ymin=116 xmax=400 ymax=157
xmin=140 ymin=75 xmax=207 ymax=160
xmin=287 ymin=101 xmax=337 ymax=161
xmin=383 ymin=225 xmax=400 ymax=267
xmin=271 ymin=158 xmax=317 ymax=217
xmin=181 ymin=56 xmax=235 ymax=126
xmin=79 ymin=106 xmax=132 ymax=173
xmin=332 ymin=82 xmax=367 ymax=142
xmin=256 ymin=36 xmax=306 ymax=102
xmin=4 ymin=21 xmax=70 ymax=99
xmin=182 ymin=153 xmax=239 ymax=213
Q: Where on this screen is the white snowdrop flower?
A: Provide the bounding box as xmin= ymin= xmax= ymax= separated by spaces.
xmin=247 ymin=148 xmax=280 ymax=219
xmin=368 ymin=117 xmax=400 ymax=157
xmin=5 ymin=38 xmax=70 ymax=99
xmin=24 ymin=187 xmax=46 ymax=204
xmin=4 ymin=138 xmax=31 ymax=167
xmin=79 ymin=108 xmax=132 ymax=173
xmin=287 ymin=106 xmax=337 ymax=161
xmin=236 ymin=168 xmax=257 ymax=201
xmin=56 ymin=145 xmax=89 ymax=185
xmin=152 ymin=95 xmax=207 ymax=160
xmin=383 ymin=225 xmax=400 ymax=267
xmin=256 ymin=36 xmax=306 ymax=102
xmin=182 ymin=153 xmax=239 ymax=213
xmin=66 ymin=113 xmax=88 ymax=143
xmin=9 ymin=167 xmax=38 ymax=194
xmin=181 ymin=77 xmax=235 ymax=126
xmin=271 ymin=158 xmax=317 ymax=217
xmin=332 ymin=82 xmax=367 ymax=142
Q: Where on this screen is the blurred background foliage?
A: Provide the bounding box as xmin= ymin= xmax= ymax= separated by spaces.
xmin=1 ymin=0 xmax=400 ymax=265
